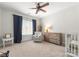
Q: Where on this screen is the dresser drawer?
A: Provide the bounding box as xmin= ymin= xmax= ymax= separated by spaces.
xmin=49 ymin=38 xmax=60 ymax=45
xmin=48 ymin=37 xmax=60 ymax=41
xmin=49 ymin=39 xmax=57 ymax=44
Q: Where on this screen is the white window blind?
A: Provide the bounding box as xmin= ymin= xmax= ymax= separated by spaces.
xmin=22 ymin=19 xmax=33 ymax=35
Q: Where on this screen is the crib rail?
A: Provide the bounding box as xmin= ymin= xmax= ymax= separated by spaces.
xmin=65 ymin=33 xmax=79 ymax=57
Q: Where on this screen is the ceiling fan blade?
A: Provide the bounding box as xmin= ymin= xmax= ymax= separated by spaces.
xmin=30 ymin=8 xmax=37 ymax=9
xmin=40 ymin=3 xmax=49 ymax=8
xmin=40 ymin=9 xmax=46 ymax=12
xmin=36 ymin=9 xmax=39 ymax=14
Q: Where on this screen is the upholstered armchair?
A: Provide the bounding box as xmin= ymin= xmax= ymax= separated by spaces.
xmin=32 ymin=32 xmax=44 ymax=42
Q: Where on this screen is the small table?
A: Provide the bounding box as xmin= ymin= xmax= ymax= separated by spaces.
xmin=2 ymin=38 xmax=13 ymax=48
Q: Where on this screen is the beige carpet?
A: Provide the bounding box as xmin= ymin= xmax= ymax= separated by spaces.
xmin=0 ymin=41 xmax=65 ymax=57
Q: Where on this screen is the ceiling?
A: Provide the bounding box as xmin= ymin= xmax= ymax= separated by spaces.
xmin=0 ymin=2 xmax=78 ymax=18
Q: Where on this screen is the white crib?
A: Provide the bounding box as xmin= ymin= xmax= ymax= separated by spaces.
xmin=65 ymin=33 xmax=79 ymax=57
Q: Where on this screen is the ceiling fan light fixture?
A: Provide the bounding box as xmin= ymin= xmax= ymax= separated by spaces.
xmin=30 ymin=2 xmax=49 ymax=14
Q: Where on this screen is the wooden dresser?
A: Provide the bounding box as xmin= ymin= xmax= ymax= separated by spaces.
xmin=44 ymin=32 xmax=64 ymax=45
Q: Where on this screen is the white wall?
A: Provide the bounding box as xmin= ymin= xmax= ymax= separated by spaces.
xmin=0 ymin=9 xmax=2 ymax=37
xmin=1 ymin=9 xmax=13 ymax=36
xmin=0 ymin=8 xmax=3 ymax=46
xmin=41 ymin=5 xmax=79 ymax=34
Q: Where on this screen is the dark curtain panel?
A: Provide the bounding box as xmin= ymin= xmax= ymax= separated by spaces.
xmin=32 ymin=19 xmax=36 ymax=35
xmin=13 ymin=15 xmax=22 ymax=43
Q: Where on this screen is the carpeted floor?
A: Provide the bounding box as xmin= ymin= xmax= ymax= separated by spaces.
xmin=0 ymin=41 xmax=65 ymax=57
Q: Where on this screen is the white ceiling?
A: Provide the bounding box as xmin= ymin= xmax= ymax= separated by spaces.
xmin=0 ymin=2 xmax=78 ymax=18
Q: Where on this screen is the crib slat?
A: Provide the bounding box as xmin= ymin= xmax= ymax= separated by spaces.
xmin=65 ymin=34 xmax=68 ymax=56
xmin=78 ymin=34 xmax=79 ymax=56
xmin=68 ymin=34 xmax=71 ymax=53
xmin=71 ymin=34 xmax=73 ymax=54
xmin=73 ymin=34 xmax=76 ymax=55
xmin=67 ymin=34 xmax=70 ymax=53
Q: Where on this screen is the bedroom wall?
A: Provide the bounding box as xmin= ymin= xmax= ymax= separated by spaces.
xmin=0 ymin=8 xmax=3 ymax=46
xmin=0 ymin=9 xmax=1 ymax=36
xmin=1 ymin=9 xmax=13 ymax=37
xmin=41 ymin=5 xmax=79 ymax=34
xmin=0 ymin=7 xmax=41 ymax=46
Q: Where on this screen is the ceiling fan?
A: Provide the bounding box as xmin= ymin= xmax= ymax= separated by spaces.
xmin=30 ymin=2 xmax=49 ymax=14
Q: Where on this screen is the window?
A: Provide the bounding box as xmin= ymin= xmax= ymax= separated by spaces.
xmin=22 ymin=19 xmax=33 ymax=35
